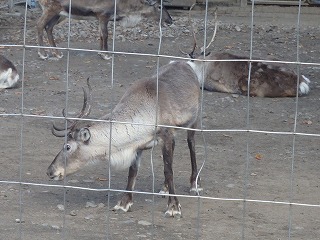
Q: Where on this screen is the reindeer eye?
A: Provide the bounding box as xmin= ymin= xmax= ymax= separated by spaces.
xmin=65 ymin=144 xmax=71 ymax=151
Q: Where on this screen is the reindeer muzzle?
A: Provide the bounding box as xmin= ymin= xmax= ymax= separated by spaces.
xmin=47 ymin=165 xmax=64 ymax=180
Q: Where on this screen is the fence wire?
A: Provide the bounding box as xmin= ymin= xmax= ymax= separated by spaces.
xmin=0 ymin=0 xmax=319 ymax=239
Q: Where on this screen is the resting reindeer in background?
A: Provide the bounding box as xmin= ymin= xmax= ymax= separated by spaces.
xmin=0 ymin=55 xmax=20 ymax=89
xmin=47 ymin=62 xmax=202 ymax=218
xmin=37 ymin=0 xmax=172 ymax=60
xmin=182 ymin=7 xmax=311 ymax=97
xmin=189 ymin=51 xmax=311 ymax=97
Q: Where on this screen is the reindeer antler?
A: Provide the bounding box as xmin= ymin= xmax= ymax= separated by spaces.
xmin=200 ymin=7 xmax=218 ymax=54
xmin=179 ymin=3 xmax=197 ymax=58
xmin=52 ymin=78 xmax=92 ymax=137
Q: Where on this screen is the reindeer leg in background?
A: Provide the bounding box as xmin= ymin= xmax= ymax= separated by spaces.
xmin=45 ymin=15 xmax=64 ymax=59
xmin=97 ymin=15 xmax=112 ymax=60
xmin=37 ymin=11 xmax=60 ymax=59
xmin=113 ymin=152 xmax=142 ymax=212
xmin=187 ymin=124 xmax=203 ymax=195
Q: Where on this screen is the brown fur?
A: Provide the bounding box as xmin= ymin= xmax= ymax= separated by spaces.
xmin=191 ymin=52 xmax=310 ymax=97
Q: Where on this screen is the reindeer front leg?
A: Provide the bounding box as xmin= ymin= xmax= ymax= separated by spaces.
xmin=97 ymin=16 xmax=111 ymax=60
xmin=113 ymin=152 xmax=141 ymax=212
xmin=161 ymin=129 xmax=181 ymax=218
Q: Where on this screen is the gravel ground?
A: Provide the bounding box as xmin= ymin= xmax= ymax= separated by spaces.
xmin=0 ymin=3 xmax=320 ymax=240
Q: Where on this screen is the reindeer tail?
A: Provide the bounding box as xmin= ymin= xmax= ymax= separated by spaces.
xmin=299 ymin=75 xmax=311 ymax=96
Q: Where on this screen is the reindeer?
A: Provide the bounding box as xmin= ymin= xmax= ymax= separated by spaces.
xmin=37 ymin=0 xmax=172 ymax=60
xmin=187 ymin=52 xmax=311 ymax=97
xmin=0 ymin=55 xmax=20 ymax=89
xmin=182 ymin=6 xmax=311 ymax=97
xmin=47 ymin=62 xmax=202 ymax=217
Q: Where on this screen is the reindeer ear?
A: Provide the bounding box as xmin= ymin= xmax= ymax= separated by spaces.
xmin=78 ymin=128 xmax=91 ymax=143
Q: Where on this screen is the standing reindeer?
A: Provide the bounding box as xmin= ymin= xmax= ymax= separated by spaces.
xmin=182 ymin=7 xmax=311 ymax=97
xmin=47 ymin=61 xmax=202 ymax=217
xmin=37 ymin=0 xmax=172 ymax=60
xmin=0 ymin=55 xmax=20 ymax=89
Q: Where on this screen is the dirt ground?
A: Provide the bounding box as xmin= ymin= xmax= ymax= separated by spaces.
xmin=0 ymin=3 xmax=320 ymax=240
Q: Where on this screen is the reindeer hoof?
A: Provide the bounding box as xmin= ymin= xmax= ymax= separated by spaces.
xmin=98 ymin=52 xmax=112 ymax=60
xmin=190 ymin=180 xmax=203 ymax=195
xmin=165 ymin=203 xmax=182 ymax=218
xmin=38 ymin=51 xmax=49 ymax=60
xmin=52 ymin=52 xmax=64 ymax=59
xmin=113 ymin=200 xmax=133 ymax=212
xmin=190 ymin=185 xmax=203 ymax=196
xmin=159 ymin=184 xmax=169 ymax=198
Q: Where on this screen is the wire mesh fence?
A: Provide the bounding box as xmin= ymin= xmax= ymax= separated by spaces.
xmin=0 ymin=0 xmax=319 ymax=239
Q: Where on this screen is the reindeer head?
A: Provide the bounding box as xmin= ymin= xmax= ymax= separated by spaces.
xmin=47 ymin=78 xmax=95 ymax=180
xmin=179 ymin=5 xmax=218 ymax=60
xmin=142 ymin=0 xmax=173 ymax=25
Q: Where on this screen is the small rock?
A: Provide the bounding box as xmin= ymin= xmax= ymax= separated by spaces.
xmin=136 ymin=234 xmax=147 ymax=238
xmin=57 ymin=204 xmax=65 ymax=211
xmin=122 ymin=219 xmax=135 ymax=224
xmin=235 ymin=25 xmax=241 ymax=32
xmin=70 ymin=210 xmax=77 ymax=216
xmin=51 ymin=225 xmax=60 ymax=230
xmin=138 ymin=220 xmax=152 ymax=226
xmin=97 ymin=203 xmax=105 ymax=208
xmin=15 ymin=218 xmax=25 ymax=223
xmin=85 ymin=214 xmax=94 ymax=220
xmin=86 ymin=201 xmax=97 ymax=208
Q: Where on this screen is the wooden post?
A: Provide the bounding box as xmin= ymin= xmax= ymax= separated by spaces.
xmin=240 ymin=0 xmax=247 ymax=7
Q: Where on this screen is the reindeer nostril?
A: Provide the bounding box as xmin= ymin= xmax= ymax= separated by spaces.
xmin=47 ymin=167 xmax=55 ymax=179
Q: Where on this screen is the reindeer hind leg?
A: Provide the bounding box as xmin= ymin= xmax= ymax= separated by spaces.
xmin=160 ymin=128 xmax=181 ymax=218
xmin=37 ymin=11 xmax=59 ymax=60
xmin=45 ymin=15 xmax=64 ymax=59
xmin=97 ymin=16 xmax=111 ymax=60
xmin=187 ymin=125 xmax=203 ymax=195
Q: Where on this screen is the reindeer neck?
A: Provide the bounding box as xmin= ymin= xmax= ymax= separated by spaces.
xmin=186 ymin=60 xmax=206 ymax=85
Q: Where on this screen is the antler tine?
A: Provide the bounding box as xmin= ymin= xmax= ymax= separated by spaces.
xmin=51 ymin=125 xmax=68 ymax=137
xmin=52 ymin=121 xmax=67 ymax=132
xmin=178 ymin=3 xmax=197 ymax=58
xmin=178 ymin=45 xmax=190 ymax=56
xmin=66 ymin=77 xmax=92 ymax=130
xmin=188 ymin=3 xmax=197 ymax=58
xmin=82 ymin=77 xmax=92 ymax=118
xmin=201 ymin=7 xmax=218 ymax=53
xmin=51 ymin=78 xmax=92 ymax=137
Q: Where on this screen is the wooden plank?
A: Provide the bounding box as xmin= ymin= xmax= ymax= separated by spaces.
xmin=249 ymin=0 xmax=308 ymax=5
xmin=164 ymin=0 xmax=196 ymax=7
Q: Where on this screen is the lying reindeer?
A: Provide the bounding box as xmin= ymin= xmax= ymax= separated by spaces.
xmin=182 ymin=6 xmax=311 ymax=97
xmin=0 ymin=55 xmax=20 ymax=89
xmin=188 ymin=51 xmax=311 ymax=97
xmin=47 ymin=62 xmax=202 ymax=218
xmin=37 ymin=0 xmax=172 ymax=60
